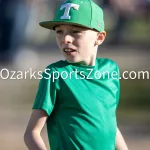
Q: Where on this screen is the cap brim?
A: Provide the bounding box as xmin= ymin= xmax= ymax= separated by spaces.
xmin=39 ymin=21 xmax=93 ymax=30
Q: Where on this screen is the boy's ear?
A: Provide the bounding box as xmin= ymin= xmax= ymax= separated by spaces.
xmin=95 ymin=31 xmax=106 ymax=45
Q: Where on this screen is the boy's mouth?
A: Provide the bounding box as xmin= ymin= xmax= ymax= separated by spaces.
xmin=63 ymin=48 xmax=76 ymax=54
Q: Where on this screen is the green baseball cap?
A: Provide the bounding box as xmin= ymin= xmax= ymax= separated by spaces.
xmin=39 ymin=0 xmax=105 ymax=32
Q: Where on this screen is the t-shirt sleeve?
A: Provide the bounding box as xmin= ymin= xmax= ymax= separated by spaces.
xmin=32 ymin=67 xmax=59 ymax=116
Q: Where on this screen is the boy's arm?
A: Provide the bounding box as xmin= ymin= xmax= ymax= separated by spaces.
xmin=116 ymin=127 xmax=129 ymax=150
xmin=24 ymin=109 xmax=48 ymax=150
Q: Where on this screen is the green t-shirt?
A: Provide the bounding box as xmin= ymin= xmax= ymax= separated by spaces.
xmin=33 ymin=58 xmax=120 ymax=150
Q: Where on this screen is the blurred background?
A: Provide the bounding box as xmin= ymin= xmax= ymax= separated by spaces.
xmin=0 ymin=0 xmax=150 ymax=149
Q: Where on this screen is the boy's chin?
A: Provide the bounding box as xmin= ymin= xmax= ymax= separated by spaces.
xmin=65 ymin=59 xmax=80 ymax=64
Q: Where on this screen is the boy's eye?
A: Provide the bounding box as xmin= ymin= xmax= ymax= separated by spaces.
xmin=72 ymin=30 xmax=81 ymax=34
xmin=56 ymin=30 xmax=63 ymax=34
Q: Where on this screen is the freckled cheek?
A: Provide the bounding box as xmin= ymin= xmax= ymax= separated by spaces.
xmin=56 ymin=37 xmax=62 ymax=48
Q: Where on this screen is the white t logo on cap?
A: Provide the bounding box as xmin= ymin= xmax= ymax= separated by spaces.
xmin=60 ymin=3 xmax=80 ymax=19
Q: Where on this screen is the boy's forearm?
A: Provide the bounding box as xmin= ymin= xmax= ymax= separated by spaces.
xmin=116 ymin=127 xmax=128 ymax=150
xmin=24 ymin=130 xmax=47 ymax=150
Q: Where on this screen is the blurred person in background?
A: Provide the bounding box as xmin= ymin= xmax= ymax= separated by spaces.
xmin=100 ymin=0 xmax=137 ymax=44
xmin=138 ymin=0 xmax=150 ymax=22
xmin=99 ymin=0 xmax=150 ymax=45
xmin=0 ymin=0 xmax=32 ymax=66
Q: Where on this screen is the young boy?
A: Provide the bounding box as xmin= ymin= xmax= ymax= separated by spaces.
xmin=24 ymin=0 xmax=128 ymax=150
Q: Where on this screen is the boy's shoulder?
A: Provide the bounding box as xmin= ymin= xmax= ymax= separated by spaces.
xmin=96 ymin=58 xmax=120 ymax=73
xmin=96 ymin=58 xmax=119 ymax=68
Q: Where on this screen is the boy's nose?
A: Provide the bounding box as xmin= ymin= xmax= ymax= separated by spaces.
xmin=62 ymin=34 xmax=73 ymax=44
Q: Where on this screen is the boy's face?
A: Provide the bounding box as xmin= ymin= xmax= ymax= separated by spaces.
xmin=55 ymin=25 xmax=106 ymax=65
